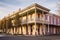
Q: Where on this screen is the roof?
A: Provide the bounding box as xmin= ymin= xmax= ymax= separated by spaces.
xmin=20 ymin=3 xmax=50 ymax=12
xmin=3 ymin=3 xmax=51 ymax=19
xmin=49 ymin=12 xmax=60 ymax=18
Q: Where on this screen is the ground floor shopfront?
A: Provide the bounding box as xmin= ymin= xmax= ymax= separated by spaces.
xmin=6 ymin=24 xmax=60 ymax=36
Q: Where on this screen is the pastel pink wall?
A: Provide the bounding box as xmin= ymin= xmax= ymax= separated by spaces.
xmin=45 ymin=14 xmax=60 ymax=26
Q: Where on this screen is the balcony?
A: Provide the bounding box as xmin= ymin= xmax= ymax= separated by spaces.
xmin=35 ymin=18 xmax=49 ymax=24
xmin=21 ymin=18 xmax=49 ymax=24
xmin=21 ymin=19 xmax=27 ymax=24
xmin=21 ymin=18 xmax=35 ymax=24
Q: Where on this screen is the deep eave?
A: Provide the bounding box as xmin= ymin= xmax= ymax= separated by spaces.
xmin=20 ymin=3 xmax=50 ymax=12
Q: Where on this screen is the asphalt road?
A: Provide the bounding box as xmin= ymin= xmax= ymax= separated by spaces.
xmin=0 ymin=35 xmax=60 ymax=40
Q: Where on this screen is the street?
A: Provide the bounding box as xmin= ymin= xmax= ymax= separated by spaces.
xmin=0 ymin=35 xmax=60 ymax=40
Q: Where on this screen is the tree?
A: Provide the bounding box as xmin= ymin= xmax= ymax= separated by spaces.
xmin=2 ymin=17 xmax=6 ymax=32
xmin=6 ymin=17 xmax=12 ymax=28
xmin=13 ymin=13 xmax=20 ymax=27
xmin=0 ymin=19 xmax=3 ymax=32
xmin=12 ymin=13 xmax=20 ymax=34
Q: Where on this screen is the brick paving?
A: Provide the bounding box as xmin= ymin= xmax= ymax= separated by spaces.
xmin=0 ymin=35 xmax=60 ymax=40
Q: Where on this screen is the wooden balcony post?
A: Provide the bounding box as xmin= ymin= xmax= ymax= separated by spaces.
xmin=35 ymin=5 xmax=37 ymax=35
xmin=28 ymin=25 xmax=31 ymax=35
xmin=42 ymin=11 xmax=44 ymax=35
xmin=48 ymin=14 xmax=50 ymax=35
xmin=26 ymin=12 xmax=28 ymax=35
xmin=21 ymin=15 xmax=23 ymax=34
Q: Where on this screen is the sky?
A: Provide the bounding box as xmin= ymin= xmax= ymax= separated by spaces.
xmin=0 ymin=0 xmax=59 ymax=19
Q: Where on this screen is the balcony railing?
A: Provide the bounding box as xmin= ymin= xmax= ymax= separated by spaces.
xmin=21 ymin=19 xmax=27 ymax=24
xmin=36 ymin=18 xmax=49 ymax=24
xmin=21 ymin=18 xmax=35 ymax=24
xmin=21 ymin=18 xmax=49 ymax=24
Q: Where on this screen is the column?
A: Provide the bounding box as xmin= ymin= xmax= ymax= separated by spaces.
xmin=28 ymin=25 xmax=31 ymax=35
xmin=36 ymin=25 xmax=39 ymax=35
xmin=34 ymin=5 xmax=37 ymax=36
xmin=40 ymin=25 xmax=43 ymax=35
xmin=26 ymin=11 xmax=28 ymax=35
xmin=8 ymin=29 xmax=11 ymax=34
xmin=45 ymin=26 xmax=48 ymax=35
xmin=48 ymin=14 xmax=50 ymax=35
xmin=32 ymin=25 xmax=36 ymax=35
xmin=41 ymin=11 xmax=44 ymax=35
xmin=43 ymin=25 xmax=46 ymax=35
xmin=6 ymin=29 xmax=9 ymax=33
xmin=22 ymin=26 xmax=26 ymax=35
xmin=10 ymin=28 xmax=13 ymax=34
xmin=48 ymin=25 xmax=50 ymax=35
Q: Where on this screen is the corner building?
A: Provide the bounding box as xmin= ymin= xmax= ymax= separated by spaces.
xmin=3 ymin=3 xmax=60 ymax=36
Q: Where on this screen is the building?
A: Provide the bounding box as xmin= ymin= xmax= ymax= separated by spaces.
xmin=0 ymin=3 xmax=60 ymax=36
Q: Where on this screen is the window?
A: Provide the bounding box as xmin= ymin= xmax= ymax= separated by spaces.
xmin=58 ymin=17 xmax=59 ymax=25
xmin=45 ymin=14 xmax=48 ymax=20
xmin=45 ymin=14 xmax=49 ymax=21
xmin=56 ymin=17 xmax=58 ymax=25
xmin=49 ymin=15 xmax=51 ymax=24
xmin=54 ymin=17 xmax=56 ymax=25
xmin=51 ymin=15 xmax=53 ymax=24
xmin=59 ymin=18 xmax=60 ymax=25
xmin=41 ymin=14 xmax=44 ymax=20
xmin=30 ymin=14 xmax=32 ymax=20
xmin=38 ymin=14 xmax=40 ymax=18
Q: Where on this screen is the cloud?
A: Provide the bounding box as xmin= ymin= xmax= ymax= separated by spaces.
xmin=0 ymin=0 xmax=58 ymax=18
xmin=0 ymin=2 xmax=21 ymax=18
xmin=36 ymin=0 xmax=57 ymax=13
xmin=0 ymin=1 xmax=28 ymax=19
xmin=44 ymin=1 xmax=57 ymax=13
